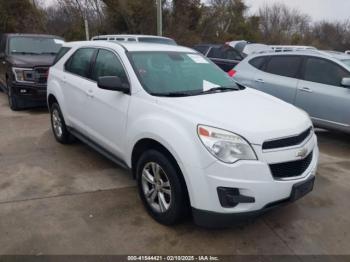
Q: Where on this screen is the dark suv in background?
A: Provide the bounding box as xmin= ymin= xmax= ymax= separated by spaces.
xmin=193 ymin=44 xmax=244 ymax=73
xmin=0 ymin=34 xmax=64 ymax=110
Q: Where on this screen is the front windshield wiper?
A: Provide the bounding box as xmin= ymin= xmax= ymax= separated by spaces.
xmin=40 ymin=52 xmax=57 ymax=55
xmin=150 ymin=91 xmax=197 ymax=97
xmin=201 ymin=86 xmax=239 ymax=94
xmin=11 ymin=51 xmax=41 ymax=55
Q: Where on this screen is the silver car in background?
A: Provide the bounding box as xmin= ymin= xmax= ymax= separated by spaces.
xmin=234 ymin=50 xmax=350 ymax=133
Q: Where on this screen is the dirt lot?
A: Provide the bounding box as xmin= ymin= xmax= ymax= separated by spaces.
xmin=0 ymin=92 xmax=350 ymax=255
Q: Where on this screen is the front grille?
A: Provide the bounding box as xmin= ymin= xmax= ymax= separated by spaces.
xmin=262 ymin=127 xmax=312 ymax=150
xmin=34 ymin=67 xmax=49 ymax=84
xmin=269 ymin=151 xmax=313 ymax=179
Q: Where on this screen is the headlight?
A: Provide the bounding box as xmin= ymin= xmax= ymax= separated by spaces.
xmin=197 ymin=125 xmax=257 ymax=163
xmin=12 ymin=67 xmax=35 ymax=83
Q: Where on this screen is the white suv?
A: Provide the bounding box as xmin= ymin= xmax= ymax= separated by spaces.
xmin=47 ymin=41 xmax=319 ymax=227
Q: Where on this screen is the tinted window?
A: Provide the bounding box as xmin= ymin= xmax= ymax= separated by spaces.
xmin=304 ymin=57 xmax=350 ymax=86
xmin=208 ymin=46 xmax=241 ymax=60
xmin=265 ymin=56 xmax=302 ymax=78
xmin=249 ymin=56 xmax=267 ymax=69
xmin=53 ymin=47 xmax=71 ymax=65
xmin=193 ymin=45 xmax=210 ymax=55
xmin=207 ymin=47 xmax=223 ymax=58
xmin=91 ymin=49 xmax=128 ymax=84
xmin=128 ymin=38 xmax=136 ymax=42
xmin=65 ymin=48 xmax=95 ymax=78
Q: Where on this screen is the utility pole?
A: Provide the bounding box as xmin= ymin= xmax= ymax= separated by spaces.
xmin=84 ymin=17 xmax=90 ymax=40
xmin=157 ymin=0 xmax=162 ymax=36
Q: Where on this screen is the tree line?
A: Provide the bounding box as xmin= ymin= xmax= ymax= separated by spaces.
xmin=0 ymin=0 xmax=349 ymax=51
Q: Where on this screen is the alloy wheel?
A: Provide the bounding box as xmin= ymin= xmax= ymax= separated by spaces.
xmin=52 ymin=109 xmax=63 ymax=138
xmin=141 ymin=162 xmax=172 ymax=213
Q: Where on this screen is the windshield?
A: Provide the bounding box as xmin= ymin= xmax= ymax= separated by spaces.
xmin=341 ymin=59 xmax=350 ymax=69
xmin=129 ymin=52 xmax=239 ymax=96
xmin=9 ymin=37 xmax=64 ymax=55
xmin=138 ymin=37 xmax=177 ymax=45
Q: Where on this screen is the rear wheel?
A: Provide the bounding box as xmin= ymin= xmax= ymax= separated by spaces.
xmin=50 ymin=102 xmax=73 ymax=144
xmin=136 ymin=149 xmax=189 ymax=225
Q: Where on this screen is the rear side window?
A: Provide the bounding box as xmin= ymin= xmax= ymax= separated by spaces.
xmin=65 ymin=48 xmax=95 ymax=78
xmin=265 ymin=56 xmax=302 ymax=78
xmin=53 ymin=47 xmax=71 ymax=65
xmin=193 ymin=45 xmax=210 ymax=55
xmin=249 ymin=56 xmax=267 ymax=69
xmin=91 ymin=49 xmax=128 ymax=84
xmin=207 ymin=47 xmax=223 ymax=59
xmin=303 ymin=57 xmax=350 ymax=86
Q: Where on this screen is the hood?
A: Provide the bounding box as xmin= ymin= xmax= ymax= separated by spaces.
xmin=7 ymin=54 xmax=56 ymax=68
xmin=157 ymin=88 xmax=312 ymax=145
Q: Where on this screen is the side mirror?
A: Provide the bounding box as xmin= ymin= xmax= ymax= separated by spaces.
xmin=97 ymin=76 xmax=130 ymax=93
xmin=341 ymin=77 xmax=350 ymax=88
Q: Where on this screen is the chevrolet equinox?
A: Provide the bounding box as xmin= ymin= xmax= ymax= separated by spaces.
xmin=47 ymin=41 xmax=319 ymax=227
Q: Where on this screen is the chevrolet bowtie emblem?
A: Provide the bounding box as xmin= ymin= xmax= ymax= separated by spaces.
xmin=296 ymin=148 xmax=308 ymax=158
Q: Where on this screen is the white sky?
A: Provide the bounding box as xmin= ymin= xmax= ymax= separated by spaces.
xmin=245 ymin=0 xmax=350 ymax=22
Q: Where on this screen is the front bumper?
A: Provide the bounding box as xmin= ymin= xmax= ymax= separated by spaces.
xmin=193 ymin=175 xmax=316 ymax=228
xmin=12 ymin=82 xmax=47 ymax=106
xmin=184 ymin=134 xmax=319 ymax=226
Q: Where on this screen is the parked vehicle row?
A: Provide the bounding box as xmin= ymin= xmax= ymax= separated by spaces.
xmin=234 ymin=50 xmax=350 ymax=133
xmin=46 ymin=41 xmax=318 ymax=227
xmin=0 ymin=33 xmax=64 ymax=110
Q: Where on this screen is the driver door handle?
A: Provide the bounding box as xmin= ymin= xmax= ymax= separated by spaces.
xmin=255 ymin=79 xmax=265 ymax=83
xmin=299 ymin=87 xmax=313 ymax=93
xmin=87 ymin=89 xmax=94 ymax=98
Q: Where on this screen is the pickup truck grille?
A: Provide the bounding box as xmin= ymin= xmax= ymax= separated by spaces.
xmin=269 ymin=151 xmax=313 ymax=179
xmin=262 ymin=127 xmax=312 ymax=150
xmin=34 ymin=67 xmax=49 ymax=84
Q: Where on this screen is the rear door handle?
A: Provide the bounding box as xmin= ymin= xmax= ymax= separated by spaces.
xmin=255 ymin=79 xmax=265 ymax=83
xmin=299 ymin=87 xmax=313 ymax=93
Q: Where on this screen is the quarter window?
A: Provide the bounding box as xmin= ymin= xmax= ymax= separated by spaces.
xmin=265 ymin=56 xmax=302 ymax=78
xmin=65 ymin=48 xmax=95 ymax=78
xmin=303 ymin=57 xmax=350 ymax=86
xmin=91 ymin=49 xmax=128 ymax=84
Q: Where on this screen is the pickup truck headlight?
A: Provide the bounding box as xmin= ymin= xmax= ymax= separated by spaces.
xmin=12 ymin=67 xmax=35 ymax=83
xmin=197 ymin=125 xmax=257 ymax=163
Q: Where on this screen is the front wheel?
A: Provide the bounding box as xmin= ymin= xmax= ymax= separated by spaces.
xmin=7 ymin=83 xmax=19 ymax=111
xmin=136 ymin=149 xmax=189 ymax=225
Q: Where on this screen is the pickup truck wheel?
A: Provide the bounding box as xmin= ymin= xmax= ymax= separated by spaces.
xmin=136 ymin=150 xmax=188 ymax=225
xmin=50 ymin=102 xmax=73 ymax=144
xmin=7 ymin=84 xmax=19 ymax=111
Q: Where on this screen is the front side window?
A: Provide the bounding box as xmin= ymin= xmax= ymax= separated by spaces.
xmin=129 ymin=51 xmax=239 ymax=96
xmin=304 ymin=57 xmax=350 ymax=86
xmin=249 ymin=56 xmax=267 ymax=69
xmin=265 ymin=56 xmax=302 ymax=78
xmin=91 ymin=49 xmax=128 ymax=84
xmin=9 ymin=37 xmax=63 ymax=55
xmin=65 ymin=48 xmax=95 ymax=78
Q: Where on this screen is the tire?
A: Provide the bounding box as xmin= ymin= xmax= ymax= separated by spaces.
xmin=7 ymin=82 xmax=20 ymax=111
xmin=50 ymin=102 xmax=73 ymax=144
xmin=136 ymin=149 xmax=189 ymax=225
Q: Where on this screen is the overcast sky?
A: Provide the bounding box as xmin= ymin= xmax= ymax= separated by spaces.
xmin=44 ymin=0 xmax=350 ymax=22
xmin=245 ymin=0 xmax=350 ymax=22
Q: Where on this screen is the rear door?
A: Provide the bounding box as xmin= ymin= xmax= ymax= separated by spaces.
xmin=254 ymin=55 xmax=302 ymax=104
xmin=295 ymin=57 xmax=350 ymax=128
xmin=207 ymin=46 xmax=242 ymax=72
xmin=62 ymin=47 xmax=97 ymax=134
